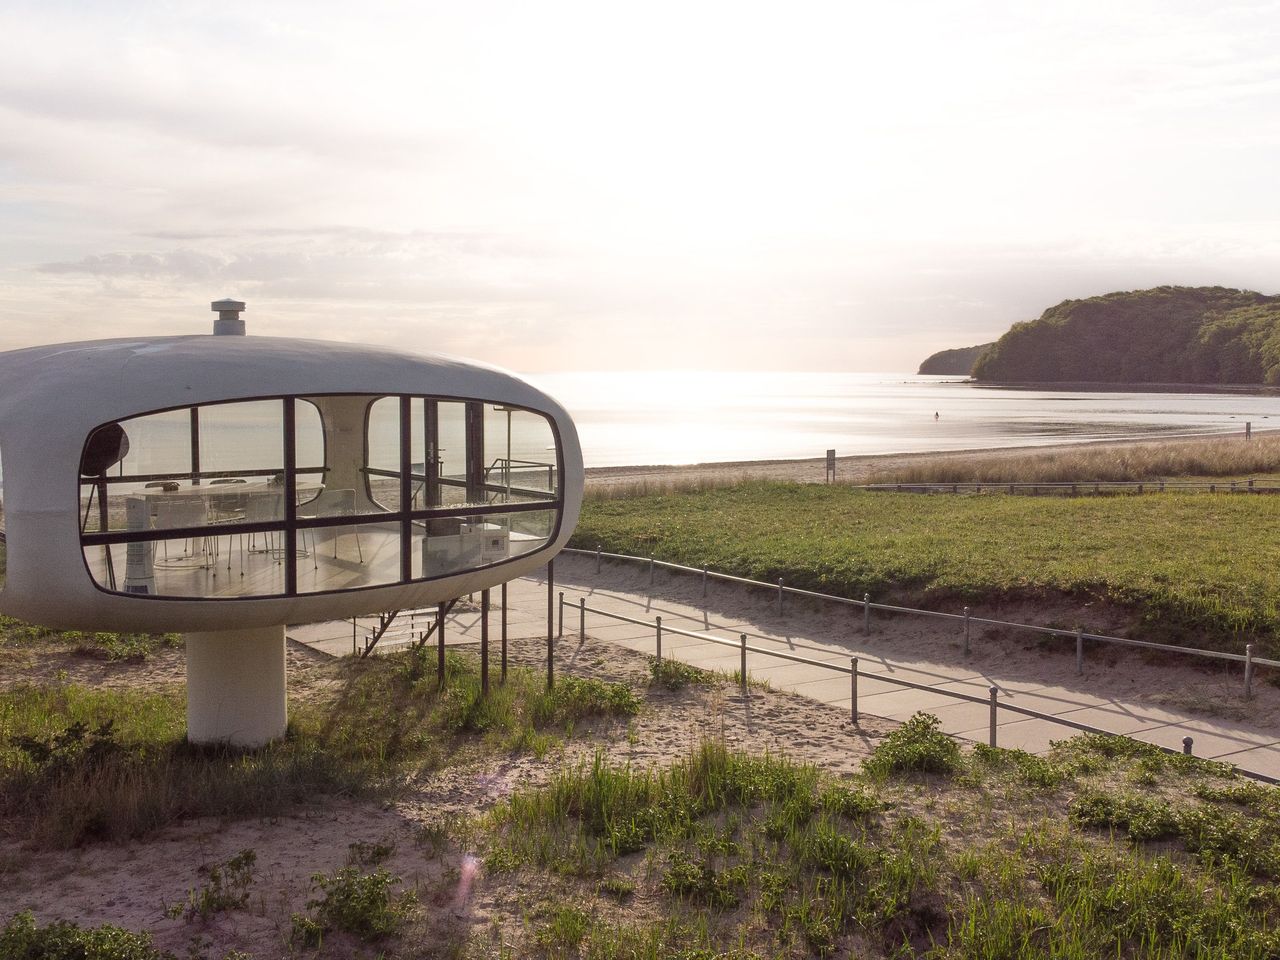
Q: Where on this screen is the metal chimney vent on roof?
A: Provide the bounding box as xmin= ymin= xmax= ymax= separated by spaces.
xmin=211 ymin=298 xmax=246 ymax=336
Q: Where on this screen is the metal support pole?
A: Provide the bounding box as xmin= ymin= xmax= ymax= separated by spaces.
xmin=655 ymin=616 xmax=663 ymax=664
xmin=963 ymin=607 xmax=971 ymax=655
xmin=547 ymin=559 xmax=555 ymax=690
xmin=850 ymin=657 xmax=858 ymax=725
xmin=500 ymin=582 xmax=508 ymax=684
xmin=1245 ymin=643 xmax=1255 ymax=698
xmin=649 ymin=556 xmax=655 ymax=586
xmin=739 ymin=633 xmax=748 ymax=695
xmin=863 ymin=594 xmax=870 ymax=634
xmin=352 ymin=618 xmax=357 ymax=656
xmin=988 ymin=686 xmax=998 ymax=747
xmin=578 ymin=596 xmax=586 ymax=641
xmin=596 ymin=544 xmax=602 ymax=573
xmin=1075 ymin=628 xmax=1084 ymax=676
xmin=1183 ymin=736 xmax=1194 ymax=756
xmin=702 ymin=566 xmax=708 ymax=597
xmin=557 ymin=591 xmax=564 ymax=639
xmin=480 ymin=588 xmax=490 ymax=696
xmin=777 ymin=578 xmax=784 ymax=616
xmin=436 ymin=602 xmax=446 ymax=687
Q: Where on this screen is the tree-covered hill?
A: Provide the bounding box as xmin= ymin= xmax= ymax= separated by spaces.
xmin=917 ymin=342 xmax=994 ymax=375
xmin=970 ymin=286 xmax=1280 ymax=384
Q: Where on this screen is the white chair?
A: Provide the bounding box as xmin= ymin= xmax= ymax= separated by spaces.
xmin=299 ymin=488 xmax=363 ymax=566
xmin=152 ymin=497 xmax=211 ymax=569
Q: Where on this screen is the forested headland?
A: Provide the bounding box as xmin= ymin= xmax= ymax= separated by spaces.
xmin=917 ymin=342 xmax=994 ymax=374
xmin=967 ymin=286 xmax=1280 ymax=384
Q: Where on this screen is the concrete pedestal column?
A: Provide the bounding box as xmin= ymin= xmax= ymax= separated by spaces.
xmin=185 ymin=625 xmax=287 ymax=747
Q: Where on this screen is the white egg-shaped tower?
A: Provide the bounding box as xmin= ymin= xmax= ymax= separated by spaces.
xmin=0 ymin=301 xmax=583 ymax=745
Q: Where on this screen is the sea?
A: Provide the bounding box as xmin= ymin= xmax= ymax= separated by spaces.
xmin=526 ymin=372 xmax=1280 ymax=468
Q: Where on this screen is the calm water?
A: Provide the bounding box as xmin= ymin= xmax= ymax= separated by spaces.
xmin=528 ymin=372 xmax=1280 ymax=468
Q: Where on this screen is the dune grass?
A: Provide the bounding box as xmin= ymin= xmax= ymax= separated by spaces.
xmin=481 ymin=720 xmax=1280 ymax=959
xmin=0 ymin=649 xmax=640 ymax=848
xmin=864 ymin=433 xmax=1280 ymax=486
xmin=573 ymin=481 xmax=1280 ymax=653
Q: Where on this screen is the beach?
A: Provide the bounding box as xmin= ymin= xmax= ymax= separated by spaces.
xmin=584 ymin=428 xmax=1280 ymax=489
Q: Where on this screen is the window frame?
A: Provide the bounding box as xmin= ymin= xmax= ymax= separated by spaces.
xmin=78 ymin=392 xmax=565 ymax=601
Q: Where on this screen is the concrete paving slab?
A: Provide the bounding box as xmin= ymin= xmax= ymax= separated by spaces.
xmin=1047 ymin=703 xmax=1182 ymax=735
xmin=1213 ymin=744 xmax=1280 ymax=779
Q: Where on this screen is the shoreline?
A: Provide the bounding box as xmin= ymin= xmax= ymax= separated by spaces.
xmin=584 ymin=428 xmax=1280 ymax=487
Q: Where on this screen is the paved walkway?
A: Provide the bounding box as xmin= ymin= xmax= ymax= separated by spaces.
xmin=291 ymin=556 xmax=1280 ymax=780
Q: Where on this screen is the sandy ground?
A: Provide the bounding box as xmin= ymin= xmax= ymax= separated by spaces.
xmin=0 ymin=634 xmax=893 ymax=959
xmin=584 ymin=429 xmax=1280 ymax=488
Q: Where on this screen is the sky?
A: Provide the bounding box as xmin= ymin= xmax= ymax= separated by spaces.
xmin=2 ymin=0 xmax=1280 ymax=372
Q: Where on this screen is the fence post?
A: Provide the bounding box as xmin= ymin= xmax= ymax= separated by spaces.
xmin=740 ymin=633 xmax=748 ymax=695
xmin=702 ymin=566 xmax=708 ymax=597
xmin=501 ymin=581 xmax=508 ymax=684
xmin=963 ymin=606 xmax=971 ymax=655
xmin=1183 ymin=736 xmax=1194 ymax=756
xmin=850 ymin=657 xmax=858 ymax=725
xmin=1075 ymin=628 xmax=1084 ymax=676
xmin=480 ymin=588 xmax=490 ymax=696
xmin=557 ymin=591 xmax=564 ymax=639
xmin=649 ymin=556 xmax=655 ymax=586
xmin=1249 ymin=479 xmax=1256 ymax=492
xmin=1245 ymin=643 xmax=1255 ymax=698
xmin=596 ymin=544 xmax=601 ymax=573
xmin=988 ymin=686 xmax=998 ymax=747
xmin=777 ymin=578 xmax=784 ymax=616
xmin=863 ymin=593 xmax=871 ymax=634
xmin=655 ymin=616 xmax=663 ymax=665
xmin=437 ymin=602 xmax=446 ymax=688
xmin=579 ymin=597 xmax=586 ymax=641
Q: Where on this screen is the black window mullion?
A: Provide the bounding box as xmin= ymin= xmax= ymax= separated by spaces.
xmin=284 ymin=398 xmax=297 ymax=595
xmin=465 ymin=401 xmax=484 ymax=504
xmin=426 ymin=398 xmax=439 ymax=507
xmin=190 ymin=407 xmax=201 ymax=486
xmin=399 ymin=395 xmax=412 ymax=583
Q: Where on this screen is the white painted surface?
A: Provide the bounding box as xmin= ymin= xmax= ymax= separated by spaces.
xmin=185 ymin=625 xmax=287 ymax=747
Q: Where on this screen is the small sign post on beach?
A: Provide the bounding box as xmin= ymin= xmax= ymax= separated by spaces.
xmin=1246 ymin=421 xmax=1252 ymax=440
xmin=826 ymin=449 xmax=836 ymax=483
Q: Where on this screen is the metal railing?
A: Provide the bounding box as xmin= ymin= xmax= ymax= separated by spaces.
xmin=857 ymin=479 xmax=1280 ymax=496
xmin=556 ymin=592 xmax=1278 ymax=785
xmin=561 ymin=547 xmax=1278 ymax=695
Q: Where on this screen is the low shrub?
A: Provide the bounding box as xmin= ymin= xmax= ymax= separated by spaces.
xmin=863 ymin=713 xmax=963 ymax=778
xmin=291 ymin=867 xmax=415 ymax=946
xmin=0 ymin=910 xmax=172 ymax=960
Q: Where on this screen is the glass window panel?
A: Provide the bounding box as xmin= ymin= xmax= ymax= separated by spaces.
xmin=293 ymin=399 xmax=326 ymax=512
xmin=84 ymin=532 xmax=289 ymax=598
xmin=483 ymin=406 xmax=558 ymax=502
xmin=199 ymin=400 xmax=283 ymax=475
xmin=296 ymin=520 xmax=401 ymax=594
xmin=366 ymin=397 xmax=401 ymax=510
xmin=412 ymin=509 xmax=555 ymax=580
xmin=437 ymin=401 xmax=469 ymax=506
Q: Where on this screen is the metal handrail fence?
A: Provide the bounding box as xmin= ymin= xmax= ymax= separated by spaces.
xmin=558 ymin=593 xmax=1279 ymax=785
xmin=560 ymin=547 xmax=1279 ymax=695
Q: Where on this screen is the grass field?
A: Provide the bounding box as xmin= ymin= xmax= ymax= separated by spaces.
xmin=572 ymin=482 xmax=1280 ymax=653
xmin=864 ymin=433 xmax=1280 ymax=485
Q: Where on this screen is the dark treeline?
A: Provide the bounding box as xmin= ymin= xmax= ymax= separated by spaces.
xmin=917 ymin=342 xmax=994 ymax=375
xmin=970 ymin=286 xmax=1280 ymax=384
